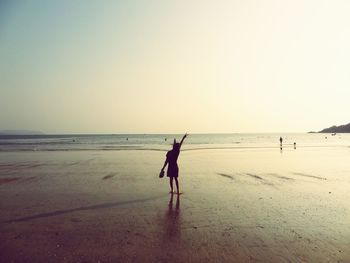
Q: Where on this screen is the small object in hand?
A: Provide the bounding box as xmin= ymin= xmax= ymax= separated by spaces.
xmin=159 ymin=170 xmax=165 ymax=178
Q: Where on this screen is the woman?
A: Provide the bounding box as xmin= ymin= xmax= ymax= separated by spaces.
xmin=161 ymin=133 xmax=187 ymax=194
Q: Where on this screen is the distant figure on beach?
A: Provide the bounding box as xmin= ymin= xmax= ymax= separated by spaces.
xmin=161 ymin=133 xmax=188 ymax=194
xmin=279 ymin=137 xmax=283 ymax=147
xmin=294 ymin=142 xmax=296 ymax=149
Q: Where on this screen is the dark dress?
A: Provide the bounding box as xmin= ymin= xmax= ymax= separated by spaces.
xmin=166 ymin=149 xmax=180 ymax=178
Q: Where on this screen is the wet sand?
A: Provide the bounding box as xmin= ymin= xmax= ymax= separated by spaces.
xmin=1 ymin=147 xmax=350 ymax=262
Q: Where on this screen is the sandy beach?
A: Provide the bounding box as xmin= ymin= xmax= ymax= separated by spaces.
xmin=1 ymin=146 xmax=350 ymax=262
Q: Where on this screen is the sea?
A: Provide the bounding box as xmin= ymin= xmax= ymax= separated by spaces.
xmin=0 ymin=133 xmax=349 ymax=152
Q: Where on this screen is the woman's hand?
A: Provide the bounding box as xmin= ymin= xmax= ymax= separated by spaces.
xmin=179 ymin=133 xmax=188 ymax=148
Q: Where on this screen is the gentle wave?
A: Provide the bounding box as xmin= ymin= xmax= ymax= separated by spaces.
xmin=0 ymin=144 xmax=348 ymax=152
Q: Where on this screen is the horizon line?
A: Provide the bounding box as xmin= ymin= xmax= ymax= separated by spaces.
xmin=0 ymin=131 xmax=315 ymax=135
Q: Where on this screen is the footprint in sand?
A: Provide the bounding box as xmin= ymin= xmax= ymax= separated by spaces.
xmin=293 ymin=172 xmax=326 ymax=180
xmin=102 ymin=173 xmax=117 ymax=180
xmin=217 ymin=173 xmax=235 ymax=180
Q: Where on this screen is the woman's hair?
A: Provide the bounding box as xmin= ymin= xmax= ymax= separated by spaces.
xmin=173 ymin=138 xmax=180 ymax=151
xmin=173 ymin=142 xmax=180 ymax=150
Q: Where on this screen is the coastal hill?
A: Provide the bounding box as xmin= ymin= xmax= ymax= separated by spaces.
xmin=319 ymin=123 xmax=350 ymax=133
xmin=0 ymin=130 xmax=44 ymax=135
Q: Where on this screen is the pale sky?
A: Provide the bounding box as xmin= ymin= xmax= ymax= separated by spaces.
xmin=1 ymin=0 xmax=349 ymax=133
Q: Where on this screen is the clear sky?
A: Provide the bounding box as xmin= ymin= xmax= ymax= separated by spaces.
xmin=1 ymin=0 xmax=349 ymax=133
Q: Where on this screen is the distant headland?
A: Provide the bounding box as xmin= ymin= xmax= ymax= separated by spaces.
xmin=317 ymin=123 xmax=350 ymax=133
xmin=0 ymin=130 xmax=44 ymax=135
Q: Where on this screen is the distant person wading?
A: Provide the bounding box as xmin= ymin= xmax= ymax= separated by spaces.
xmin=161 ymin=133 xmax=187 ymax=194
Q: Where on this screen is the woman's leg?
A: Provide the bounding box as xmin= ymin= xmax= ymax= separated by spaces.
xmin=169 ymin=177 xmax=174 ymax=193
xmin=175 ymin=177 xmax=179 ymax=194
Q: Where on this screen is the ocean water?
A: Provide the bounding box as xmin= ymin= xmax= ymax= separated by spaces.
xmin=0 ymin=133 xmax=349 ymax=152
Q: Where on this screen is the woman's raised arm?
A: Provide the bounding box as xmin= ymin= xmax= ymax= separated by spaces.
xmin=179 ymin=133 xmax=188 ymax=148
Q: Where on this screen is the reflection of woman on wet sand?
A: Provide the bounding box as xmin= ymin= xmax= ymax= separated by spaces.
xmin=164 ymin=193 xmax=181 ymax=240
xmin=161 ymin=133 xmax=187 ymax=194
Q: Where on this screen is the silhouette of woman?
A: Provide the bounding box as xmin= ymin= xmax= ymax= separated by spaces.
xmin=161 ymin=133 xmax=187 ymax=194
